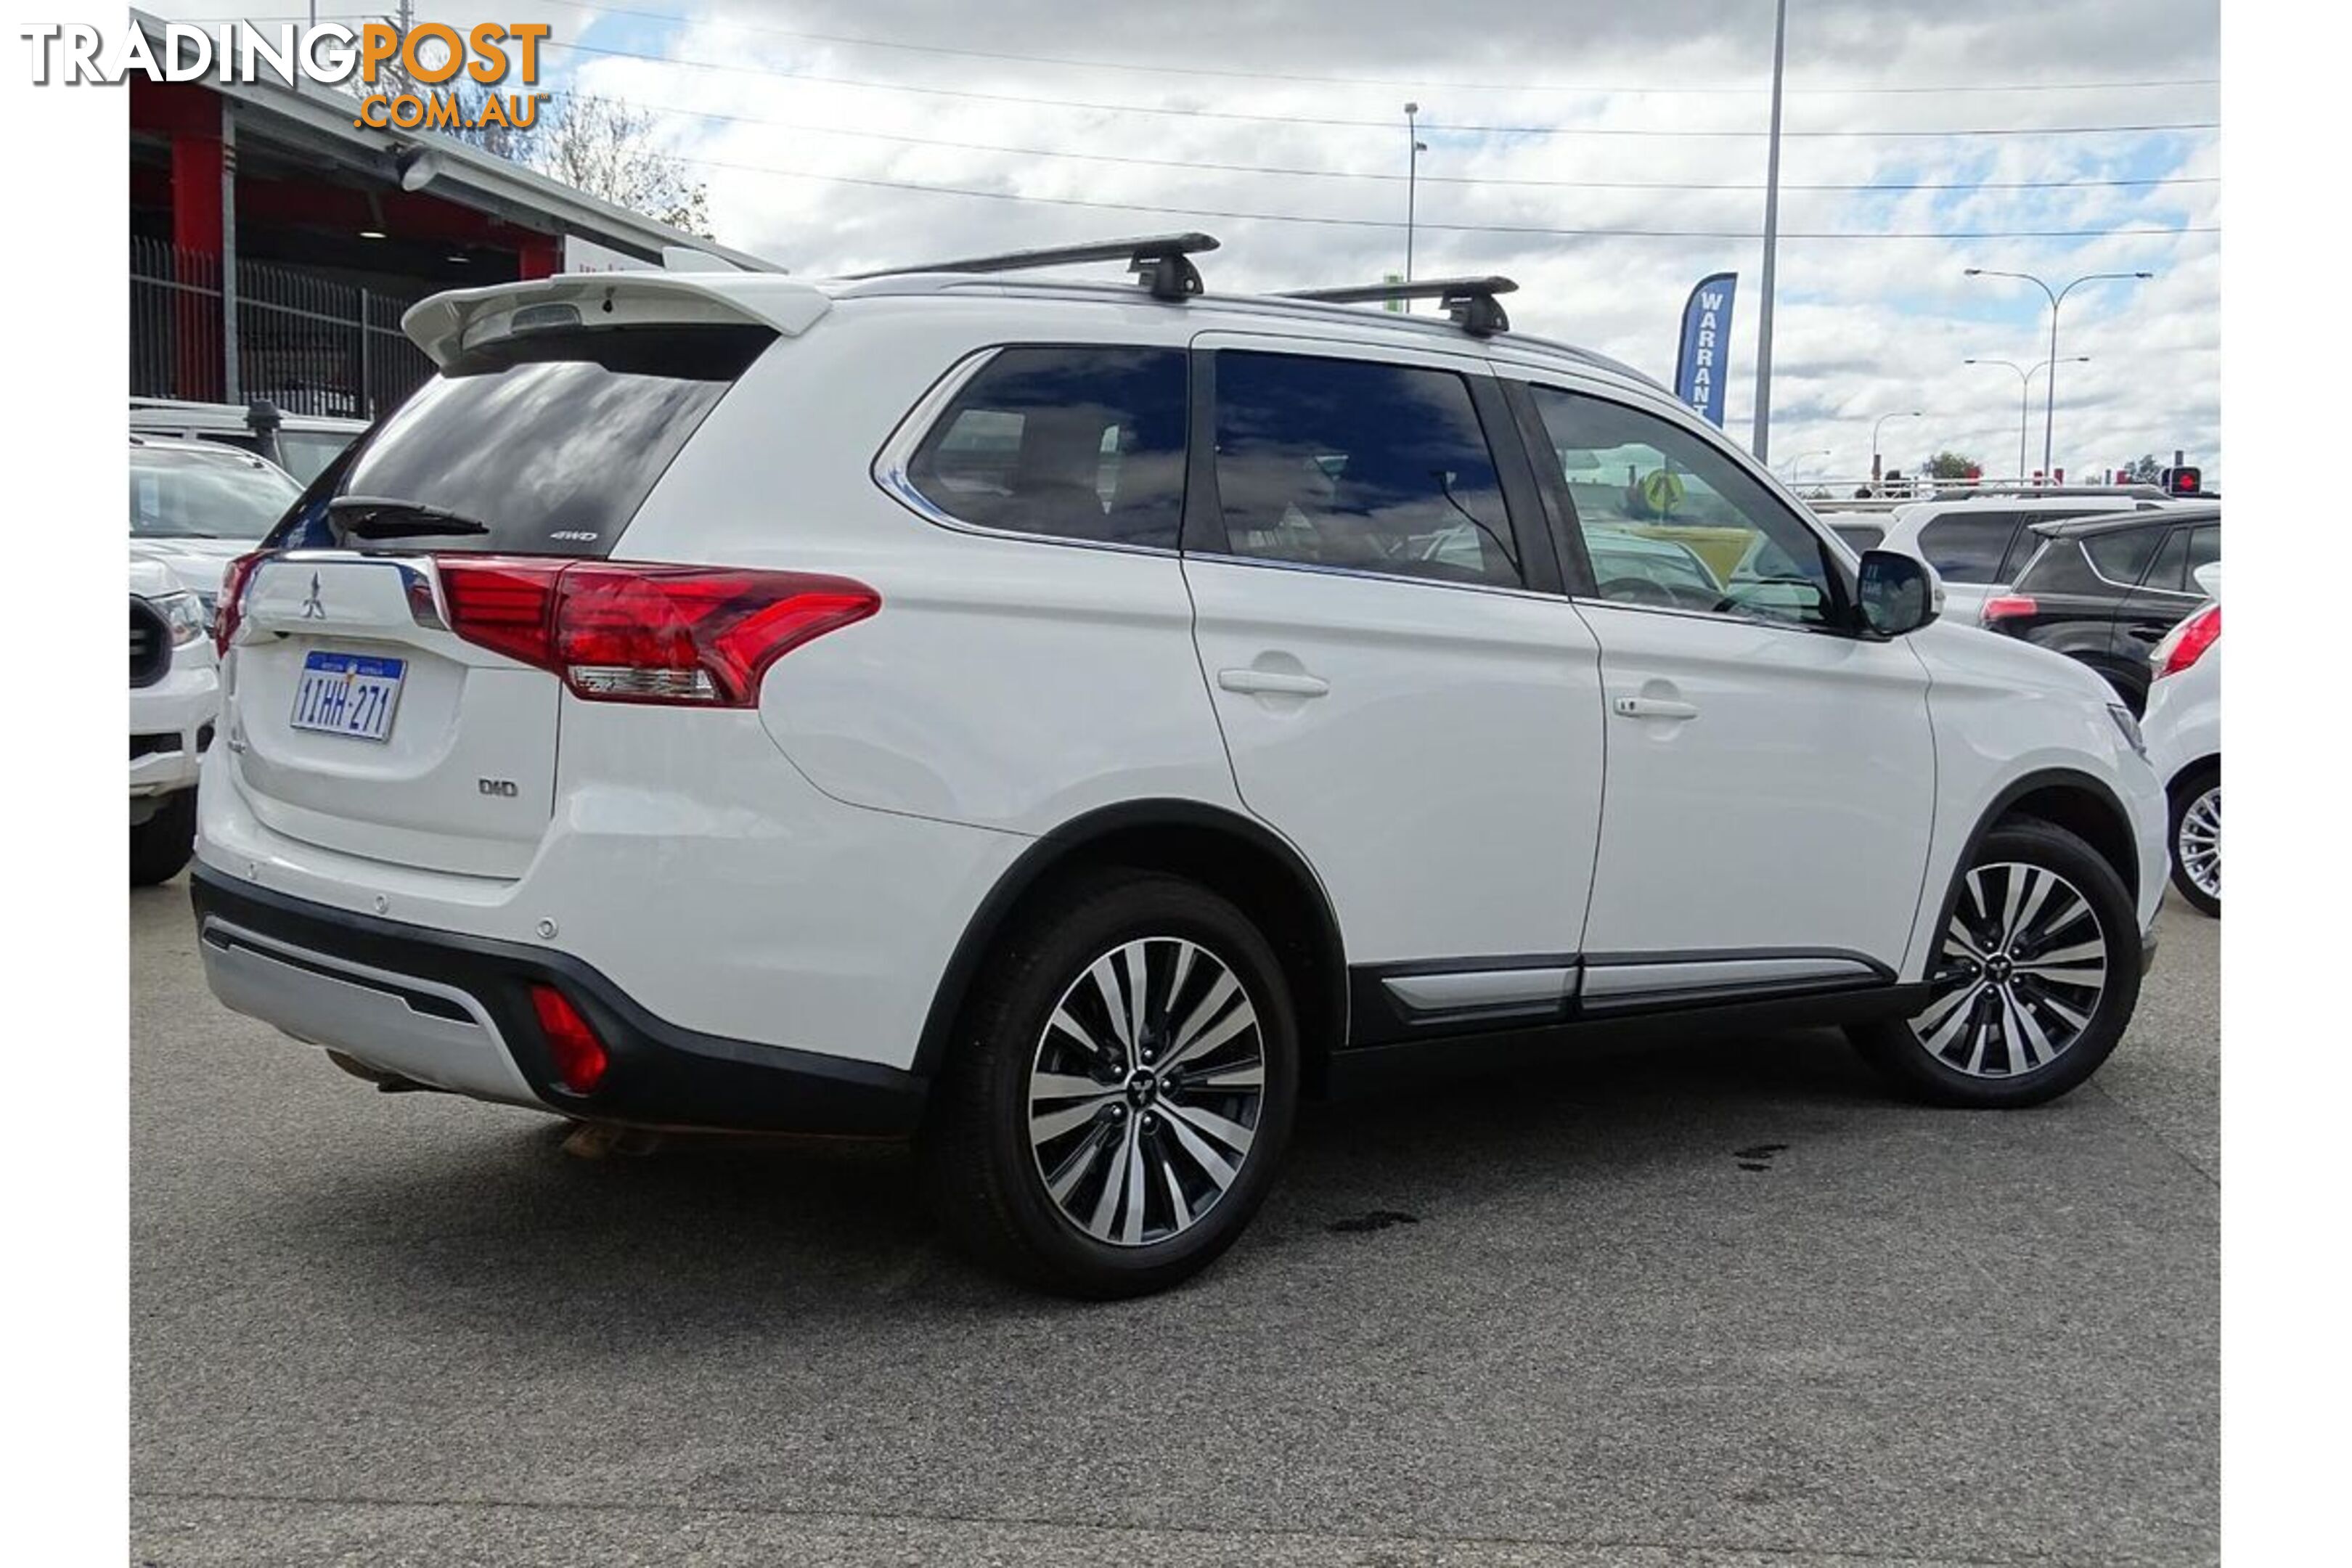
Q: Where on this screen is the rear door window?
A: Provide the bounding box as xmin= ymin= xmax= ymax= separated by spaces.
xmin=1210 ymin=351 xmax=1522 ymax=587
xmin=906 ymin=346 xmax=1189 ymax=548
xmin=1914 ymin=512 xmax=2023 ymax=581
xmin=333 ymin=324 xmax=774 ymax=556
xmin=2085 ymin=523 xmax=2168 ymax=585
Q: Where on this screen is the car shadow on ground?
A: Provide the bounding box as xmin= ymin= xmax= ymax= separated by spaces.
xmin=239 ymin=1022 xmax=1914 ymax=1337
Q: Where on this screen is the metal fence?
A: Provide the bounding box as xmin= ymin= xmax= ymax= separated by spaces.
xmin=130 ymin=237 xmax=433 ymax=420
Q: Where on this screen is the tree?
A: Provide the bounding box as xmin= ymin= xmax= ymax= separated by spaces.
xmin=2123 ymin=454 xmax=2164 ymax=483
xmin=1922 ymin=451 xmax=1984 ymax=482
xmin=531 ymin=94 xmax=712 ymax=237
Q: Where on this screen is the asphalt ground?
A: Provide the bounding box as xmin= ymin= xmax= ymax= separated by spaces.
xmin=130 ymin=879 xmax=2218 ymax=1567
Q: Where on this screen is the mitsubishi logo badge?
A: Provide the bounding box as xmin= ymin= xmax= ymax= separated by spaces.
xmin=301 ymin=573 xmax=327 ymax=620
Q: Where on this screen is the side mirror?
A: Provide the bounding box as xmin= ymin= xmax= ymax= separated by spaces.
xmin=1856 ymin=549 xmax=1940 ymax=637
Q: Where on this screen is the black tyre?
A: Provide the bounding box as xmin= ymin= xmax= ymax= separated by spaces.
xmin=2166 ymin=763 xmax=2221 ymax=918
xmin=130 ymin=791 xmax=197 ymax=887
xmin=2078 ymin=656 xmax=2150 ymax=717
xmin=920 ymin=869 xmax=1299 ymax=1298
xmin=1849 ymin=819 xmax=2141 ymax=1108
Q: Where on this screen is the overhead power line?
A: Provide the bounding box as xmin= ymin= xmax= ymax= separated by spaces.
xmin=499 ymin=0 xmax=2219 ymax=99
xmin=671 ymin=154 xmax=2221 ymax=241
xmin=567 ymin=91 xmax=2218 ymax=195
xmin=544 ymin=39 xmax=2219 ymax=139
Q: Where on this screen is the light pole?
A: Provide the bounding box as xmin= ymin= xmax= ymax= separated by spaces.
xmin=1964 ymin=267 xmax=2152 ymax=478
xmin=1778 ymin=448 xmax=1832 ymax=483
xmin=1965 ymin=356 xmax=2089 ymax=480
xmin=1871 ymin=410 xmax=1922 ymax=486
xmin=1750 ymin=0 xmax=1789 ymax=462
xmin=1403 ymin=103 xmax=1427 ymax=289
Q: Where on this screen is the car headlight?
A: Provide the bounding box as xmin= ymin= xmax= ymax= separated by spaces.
xmin=2107 ymin=703 xmax=2147 ymax=761
xmin=152 ymin=590 xmax=208 ymax=648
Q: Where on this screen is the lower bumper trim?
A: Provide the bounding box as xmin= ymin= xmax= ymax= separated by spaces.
xmin=189 ymin=865 xmax=929 ymax=1137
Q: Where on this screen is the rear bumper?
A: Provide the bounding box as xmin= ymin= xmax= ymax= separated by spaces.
xmin=191 ymin=867 xmax=928 ymax=1136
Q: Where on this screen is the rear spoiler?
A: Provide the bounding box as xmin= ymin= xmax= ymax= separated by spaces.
xmin=401 ymin=274 xmax=833 ymax=367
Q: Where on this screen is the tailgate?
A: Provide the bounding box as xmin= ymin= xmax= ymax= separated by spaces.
xmin=224 ymin=553 xmax=556 ymax=878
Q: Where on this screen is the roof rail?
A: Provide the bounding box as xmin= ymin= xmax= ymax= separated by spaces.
xmin=845 ymin=231 xmax=1220 ymax=302
xmin=1279 ymin=276 xmax=1517 ymax=337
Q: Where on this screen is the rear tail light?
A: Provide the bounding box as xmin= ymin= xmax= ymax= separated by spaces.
xmin=2152 ymin=603 xmax=2219 ymax=679
xmin=528 ymin=984 xmax=609 ymax=1095
xmin=1979 ymin=594 xmax=2038 ymax=624
xmin=214 ymin=550 xmax=266 ymax=656
xmin=436 ymin=558 xmax=879 ymax=707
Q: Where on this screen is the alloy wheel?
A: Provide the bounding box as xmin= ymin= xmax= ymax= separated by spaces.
xmin=1908 ymin=861 xmax=2110 ymax=1079
xmin=1026 ymin=936 xmax=1266 ymax=1248
xmin=2177 ymin=785 xmax=2221 ymax=902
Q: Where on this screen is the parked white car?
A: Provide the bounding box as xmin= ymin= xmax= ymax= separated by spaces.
xmin=2142 ymin=564 xmax=2221 ymax=915
xmin=131 ymin=558 xmax=219 ymax=885
xmin=1878 ymin=494 xmax=2178 ymax=625
xmin=130 ymin=396 xmax=366 ymax=485
xmin=130 ymin=436 xmax=303 ymax=618
xmin=191 ymin=242 xmax=2167 ymax=1295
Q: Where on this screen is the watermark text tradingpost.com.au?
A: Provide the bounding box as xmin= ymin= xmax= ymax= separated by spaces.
xmin=20 ymin=20 xmax=550 ymax=132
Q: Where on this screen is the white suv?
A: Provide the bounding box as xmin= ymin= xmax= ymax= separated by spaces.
xmin=191 ymin=237 xmax=2167 ymax=1296
xmin=131 ymin=558 xmax=217 ymax=884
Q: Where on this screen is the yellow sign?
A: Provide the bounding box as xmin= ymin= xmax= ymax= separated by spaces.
xmin=1639 ymin=467 xmax=1686 ymax=517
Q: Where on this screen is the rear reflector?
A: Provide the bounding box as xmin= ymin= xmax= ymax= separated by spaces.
xmin=2152 ymin=603 xmax=2219 ymax=679
xmin=1979 ymin=594 xmax=2037 ymax=624
xmin=436 ymin=558 xmax=878 ymax=707
xmin=528 ymin=984 xmax=609 ymax=1095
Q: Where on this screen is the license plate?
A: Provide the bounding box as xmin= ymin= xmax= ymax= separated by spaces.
xmin=290 ymin=651 xmax=406 ymax=742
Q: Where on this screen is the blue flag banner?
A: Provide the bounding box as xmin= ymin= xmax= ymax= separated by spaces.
xmin=1674 ymin=272 xmax=1737 ymax=428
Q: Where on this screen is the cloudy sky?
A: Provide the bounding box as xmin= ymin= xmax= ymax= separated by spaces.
xmin=152 ymin=0 xmax=2221 ymax=480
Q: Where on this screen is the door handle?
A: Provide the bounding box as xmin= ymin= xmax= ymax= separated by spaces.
xmin=1218 ymin=668 xmax=1330 ymax=698
xmin=1612 ymin=695 xmax=1699 ymax=721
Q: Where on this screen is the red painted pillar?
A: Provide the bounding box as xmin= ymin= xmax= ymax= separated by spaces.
xmin=171 ymin=126 xmax=225 ymax=400
xmin=517 ymin=234 xmax=561 ymax=279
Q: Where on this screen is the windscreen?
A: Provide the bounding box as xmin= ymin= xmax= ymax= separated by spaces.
xmin=129 ymin=448 xmax=301 ymax=540
xmin=333 ymin=324 xmax=774 ymax=557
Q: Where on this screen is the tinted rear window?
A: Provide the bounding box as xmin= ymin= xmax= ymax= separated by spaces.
xmin=1914 ymin=512 xmax=2022 ymax=581
xmin=334 ymin=324 xmax=772 ymax=556
xmin=2084 ymin=523 xmax=2166 ymax=584
xmin=906 ymin=347 xmax=1189 ymax=548
xmin=1829 ymin=521 xmax=1885 ymax=551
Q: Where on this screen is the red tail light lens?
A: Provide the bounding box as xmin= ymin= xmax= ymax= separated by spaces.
xmin=1980 ymin=594 xmax=2038 ymax=623
xmin=528 ymin=984 xmax=608 ymax=1095
xmin=214 ymin=550 xmax=266 ymax=656
xmin=2152 ymin=603 xmax=2219 ymax=679
xmin=435 ymin=558 xmax=878 ymax=707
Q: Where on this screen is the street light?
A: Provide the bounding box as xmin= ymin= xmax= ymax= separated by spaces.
xmin=1871 ymin=410 xmax=1922 ymax=485
xmin=1777 ymin=447 xmax=1832 ymax=483
xmin=1964 ymin=356 xmax=2090 ymax=480
xmin=1404 ymin=103 xmax=1427 ymax=290
xmin=1964 ymin=267 xmax=2152 ymax=476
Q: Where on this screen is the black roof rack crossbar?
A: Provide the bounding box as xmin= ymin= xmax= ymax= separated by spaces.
xmin=846 ymin=231 xmax=1220 ymax=301
xmin=1279 ymin=275 xmax=1518 ymax=336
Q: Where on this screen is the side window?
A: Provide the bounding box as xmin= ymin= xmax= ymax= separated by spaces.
xmin=906 ymin=346 xmax=1188 ymax=548
xmin=1209 ymin=351 xmax=1521 ymax=587
xmin=2184 ymin=523 xmax=2221 ymax=590
xmin=2138 ymin=527 xmax=2192 ymax=593
xmin=1915 ymin=513 xmax=2022 ymax=582
xmin=2086 ymin=523 xmax=2166 ymax=585
xmin=1528 ymin=384 xmax=1839 ymax=626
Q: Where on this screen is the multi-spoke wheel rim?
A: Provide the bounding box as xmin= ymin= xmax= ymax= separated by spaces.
xmin=1909 ymin=861 xmax=2110 ymax=1079
xmin=1026 ymin=936 xmax=1266 ymax=1249
xmin=2178 ymin=786 xmax=2221 ymax=901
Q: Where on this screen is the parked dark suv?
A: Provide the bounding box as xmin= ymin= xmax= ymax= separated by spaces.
xmin=1983 ymin=507 xmax=2221 ymax=714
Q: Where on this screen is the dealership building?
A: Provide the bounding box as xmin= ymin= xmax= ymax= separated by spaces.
xmin=127 ymin=8 xmax=771 ymax=420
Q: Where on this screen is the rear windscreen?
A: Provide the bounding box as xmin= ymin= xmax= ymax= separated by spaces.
xmin=334 ymin=324 xmax=773 ymax=556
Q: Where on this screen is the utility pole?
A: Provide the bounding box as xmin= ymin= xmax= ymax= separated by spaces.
xmin=1749 ymin=0 xmax=1788 ymax=462
xmin=1404 ymin=103 xmax=1425 ymax=290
